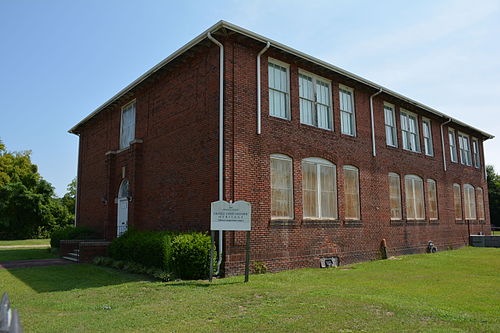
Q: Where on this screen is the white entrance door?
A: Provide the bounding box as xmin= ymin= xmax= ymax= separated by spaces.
xmin=117 ymin=198 xmax=128 ymax=237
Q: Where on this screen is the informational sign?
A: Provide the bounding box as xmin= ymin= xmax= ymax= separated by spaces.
xmin=210 ymin=200 xmax=251 ymax=231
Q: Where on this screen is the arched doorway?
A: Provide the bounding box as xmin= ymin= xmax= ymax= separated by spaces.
xmin=117 ymin=179 xmax=129 ymax=237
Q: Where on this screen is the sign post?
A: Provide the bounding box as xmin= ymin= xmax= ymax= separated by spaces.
xmin=210 ymin=200 xmax=251 ymax=282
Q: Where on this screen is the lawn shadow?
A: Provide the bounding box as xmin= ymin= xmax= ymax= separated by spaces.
xmin=0 ymin=248 xmax=55 ymax=262
xmin=166 ymin=280 xmax=241 ymax=288
xmin=4 ymin=264 xmax=146 ymax=293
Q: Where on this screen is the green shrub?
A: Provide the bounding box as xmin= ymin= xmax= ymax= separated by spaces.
xmin=171 ymin=232 xmax=214 ymax=280
xmin=108 ymin=230 xmax=174 ymax=271
xmin=50 ymin=225 xmax=97 ymax=248
xmin=252 ymin=261 xmax=267 ymax=274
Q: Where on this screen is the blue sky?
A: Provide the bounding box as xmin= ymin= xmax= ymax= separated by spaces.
xmin=1 ymin=0 xmax=499 ymax=196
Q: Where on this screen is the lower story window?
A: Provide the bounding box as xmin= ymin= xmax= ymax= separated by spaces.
xmin=405 ymin=175 xmax=425 ymax=220
xmin=463 ymin=184 xmax=476 ymax=220
xmin=270 ymin=154 xmax=294 ymax=219
xmin=302 ymin=158 xmax=337 ymax=220
xmin=343 ymin=165 xmax=360 ymax=220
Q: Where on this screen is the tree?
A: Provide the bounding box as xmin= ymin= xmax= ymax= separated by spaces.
xmin=0 ymin=140 xmax=73 ymax=239
xmin=61 ymin=177 xmax=76 ymax=217
xmin=486 ymin=165 xmax=500 ymax=227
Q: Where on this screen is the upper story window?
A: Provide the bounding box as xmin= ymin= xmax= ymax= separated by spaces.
xmin=453 ymin=183 xmax=462 ymax=220
xmin=476 ymin=187 xmax=485 ymax=221
xmin=472 ymin=138 xmax=480 ymax=168
xmin=458 ymin=133 xmax=472 ymax=166
xmin=339 ymin=85 xmax=356 ymax=136
xmin=384 ymin=103 xmax=397 ymax=147
xmin=404 ymin=175 xmax=425 ymax=220
xmin=268 ymin=59 xmax=290 ymax=120
xmin=427 ymin=179 xmax=438 ymax=220
xmin=400 ymin=110 xmax=420 ymax=153
xmin=299 ymin=71 xmax=332 ymax=130
xmin=388 ymin=173 xmax=402 ymax=220
xmin=302 ymin=158 xmax=337 ymax=220
xmin=463 ymin=184 xmax=476 ymax=220
xmin=449 ymin=129 xmax=458 ymax=163
xmin=270 ymin=154 xmax=294 ymax=219
xmin=343 ymin=165 xmax=360 ymax=220
xmin=120 ymin=101 xmax=136 ymax=149
xmin=422 ymin=118 xmax=433 ymax=156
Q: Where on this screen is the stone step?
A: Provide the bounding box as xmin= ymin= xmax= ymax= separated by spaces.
xmin=62 ymin=256 xmax=79 ymax=262
xmin=67 ymin=252 xmax=79 ymax=258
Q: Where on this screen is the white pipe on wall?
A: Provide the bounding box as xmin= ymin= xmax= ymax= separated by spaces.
xmin=369 ymin=88 xmax=383 ymax=157
xmin=257 ymin=42 xmax=271 ymax=134
xmin=207 ymin=32 xmax=224 ymax=275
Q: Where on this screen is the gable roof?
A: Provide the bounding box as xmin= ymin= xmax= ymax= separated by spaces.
xmin=69 ymin=20 xmax=494 ymax=139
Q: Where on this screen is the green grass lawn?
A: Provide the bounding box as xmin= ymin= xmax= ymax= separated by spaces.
xmin=0 ymin=248 xmax=56 ymax=261
xmin=0 ymin=247 xmax=499 ymax=332
xmin=0 ymin=239 xmax=50 ymax=246
xmin=492 ymin=230 xmax=500 ymax=235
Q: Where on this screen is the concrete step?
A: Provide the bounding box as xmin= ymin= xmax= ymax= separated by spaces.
xmin=62 ymin=256 xmax=79 ymax=262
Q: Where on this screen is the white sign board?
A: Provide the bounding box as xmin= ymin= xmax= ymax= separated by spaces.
xmin=211 ymin=200 xmax=251 ymax=231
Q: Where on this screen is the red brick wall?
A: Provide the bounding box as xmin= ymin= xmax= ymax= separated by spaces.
xmin=221 ymin=36 xmax=490 ymax=275
xmin=76 ymin=43 xmax=221 ymax=239
xmin=74 ymin=33 xmax=490 ymax=276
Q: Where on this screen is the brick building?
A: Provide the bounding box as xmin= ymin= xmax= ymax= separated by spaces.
xmin=69 ymin=21 xmax=493 ymax=275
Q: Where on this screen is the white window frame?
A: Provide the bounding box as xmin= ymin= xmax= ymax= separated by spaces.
xmin=298 ymin=69 xmax=333 ymax=130
xmin=270 ymin=153 xmax=294 ymax=220
xmin=339 ymin=84 xmax=356 ymax=136
xmin=449 ymin=129 xmax=458 ymax=163
xmin=404 ymin=174 xmax=425 ymax=220
xmin=427 ymin=179 xmax=438 ymax=220
xmin=472 ymin=138 xmax=480 ymax=169
xmin=463 ymin=184 xmax=476 ymax=220
xmin=301 ymin=157 xmax=337 ymax=220
xmin=268 ymin=58 xmax=291 ymax=120
xmin=343 ymin=165 xmax=360 ymax=220
xmin=120 ymin=100 xmax=136 ymax=149
xmin=388 ymin=172 xmax=402 ymax=220
xmin=453 ymin=183 xmax=463 ymax=220
xmin=400 ymin=109 xmax=420 ymax=153
xmin=458 ymin=132 xmax=472 ymax=166
xmin=384 ymin=102 xmax=398 ymax=147
xmin=422 ymin=118 xmax=433 ymax=156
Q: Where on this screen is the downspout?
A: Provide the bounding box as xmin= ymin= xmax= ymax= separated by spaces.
xmin=257 ymin=42 xmax=271 ymax=134
xmin=440 ymin=118 xmax=452 ymax=171
xmin=207 ymin=32 xmax=224 ymax=275
xmin=369 ymin=88 xmax=383 ymax=157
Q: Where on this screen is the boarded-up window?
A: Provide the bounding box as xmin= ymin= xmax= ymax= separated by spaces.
xmin=120 ymin=101 xmax=136 ymax=149
xmin=453 ymin=183 xmax=462 ymax=220
xmin=427 ymin=179 xmax=438 ymax=220
xmin=388 ymin=173 xmax=402 ymax=220
xmin=343 ymin=166 xmax=360 ymax=220
xmin=302 ymin=158 xmax=337 ymax=219
xmin=405 ymin=175 xmax=425 ymax=220
xmin=476 ymin=187 xmax=485 ymax=221
xmin=271 ymin=154 xmax=293 ymax=219
xmin=463 ymin=184 xmax=476 ymax=220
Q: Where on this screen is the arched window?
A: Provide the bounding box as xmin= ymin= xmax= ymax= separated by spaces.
xmin=302 ymin=158 xmax=337 ymax=220
xmin=427 ymin=179 xmax=438 ymax=220
xmin=453 ymin=183 xmax=462 ymax=220
xmin=270 ymin=154 xmax=293 ymax=219
xmin=118 ymin=179 xmax=129 ymax=198
xmin=463 ymin=184 xmax=476 ymax=220
xmin=343 ymin=165 xmax=360 ymax=220
xmin=476 ymin=187 xmax=485 ymax=221
xmin=404 ymin=175 xmax=425 ymax=220
xmin=388 ymin=173 xmax=402 ymax=220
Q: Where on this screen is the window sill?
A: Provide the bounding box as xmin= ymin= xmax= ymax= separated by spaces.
xmin=269 ymin=219 xmax=297 ymax=228
xmin=343 ymin=220 xmax=362 ymax=227
xmin=302 ymin=219 xmax=340 ymax=227
xmin=390 ymin=220 xmax=405 ymax=226
xmin=429 ymin=220 xmax=440 ymax=224
xmin=455 ymin=220 xmax=465 ymax=224
xmin=402 ymin=148 xmax=422 ymax=155
xmin=406 ymin=220 xmax=427 ymax=226
xmin=340 ymin=133 xmax=357 ymax=140
xmin=299 ymin=123 xmax=333 ymax=133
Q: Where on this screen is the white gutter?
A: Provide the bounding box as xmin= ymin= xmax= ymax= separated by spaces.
xmin=369 ymin=88 xmax=383 ymax=157
xmin=207 ymin=32 xmax=224 ymax=275
xmin=440 ymin=118 xmax=452 ymax=171
xmin=257 ymin=42 xmax=271 ymax=134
